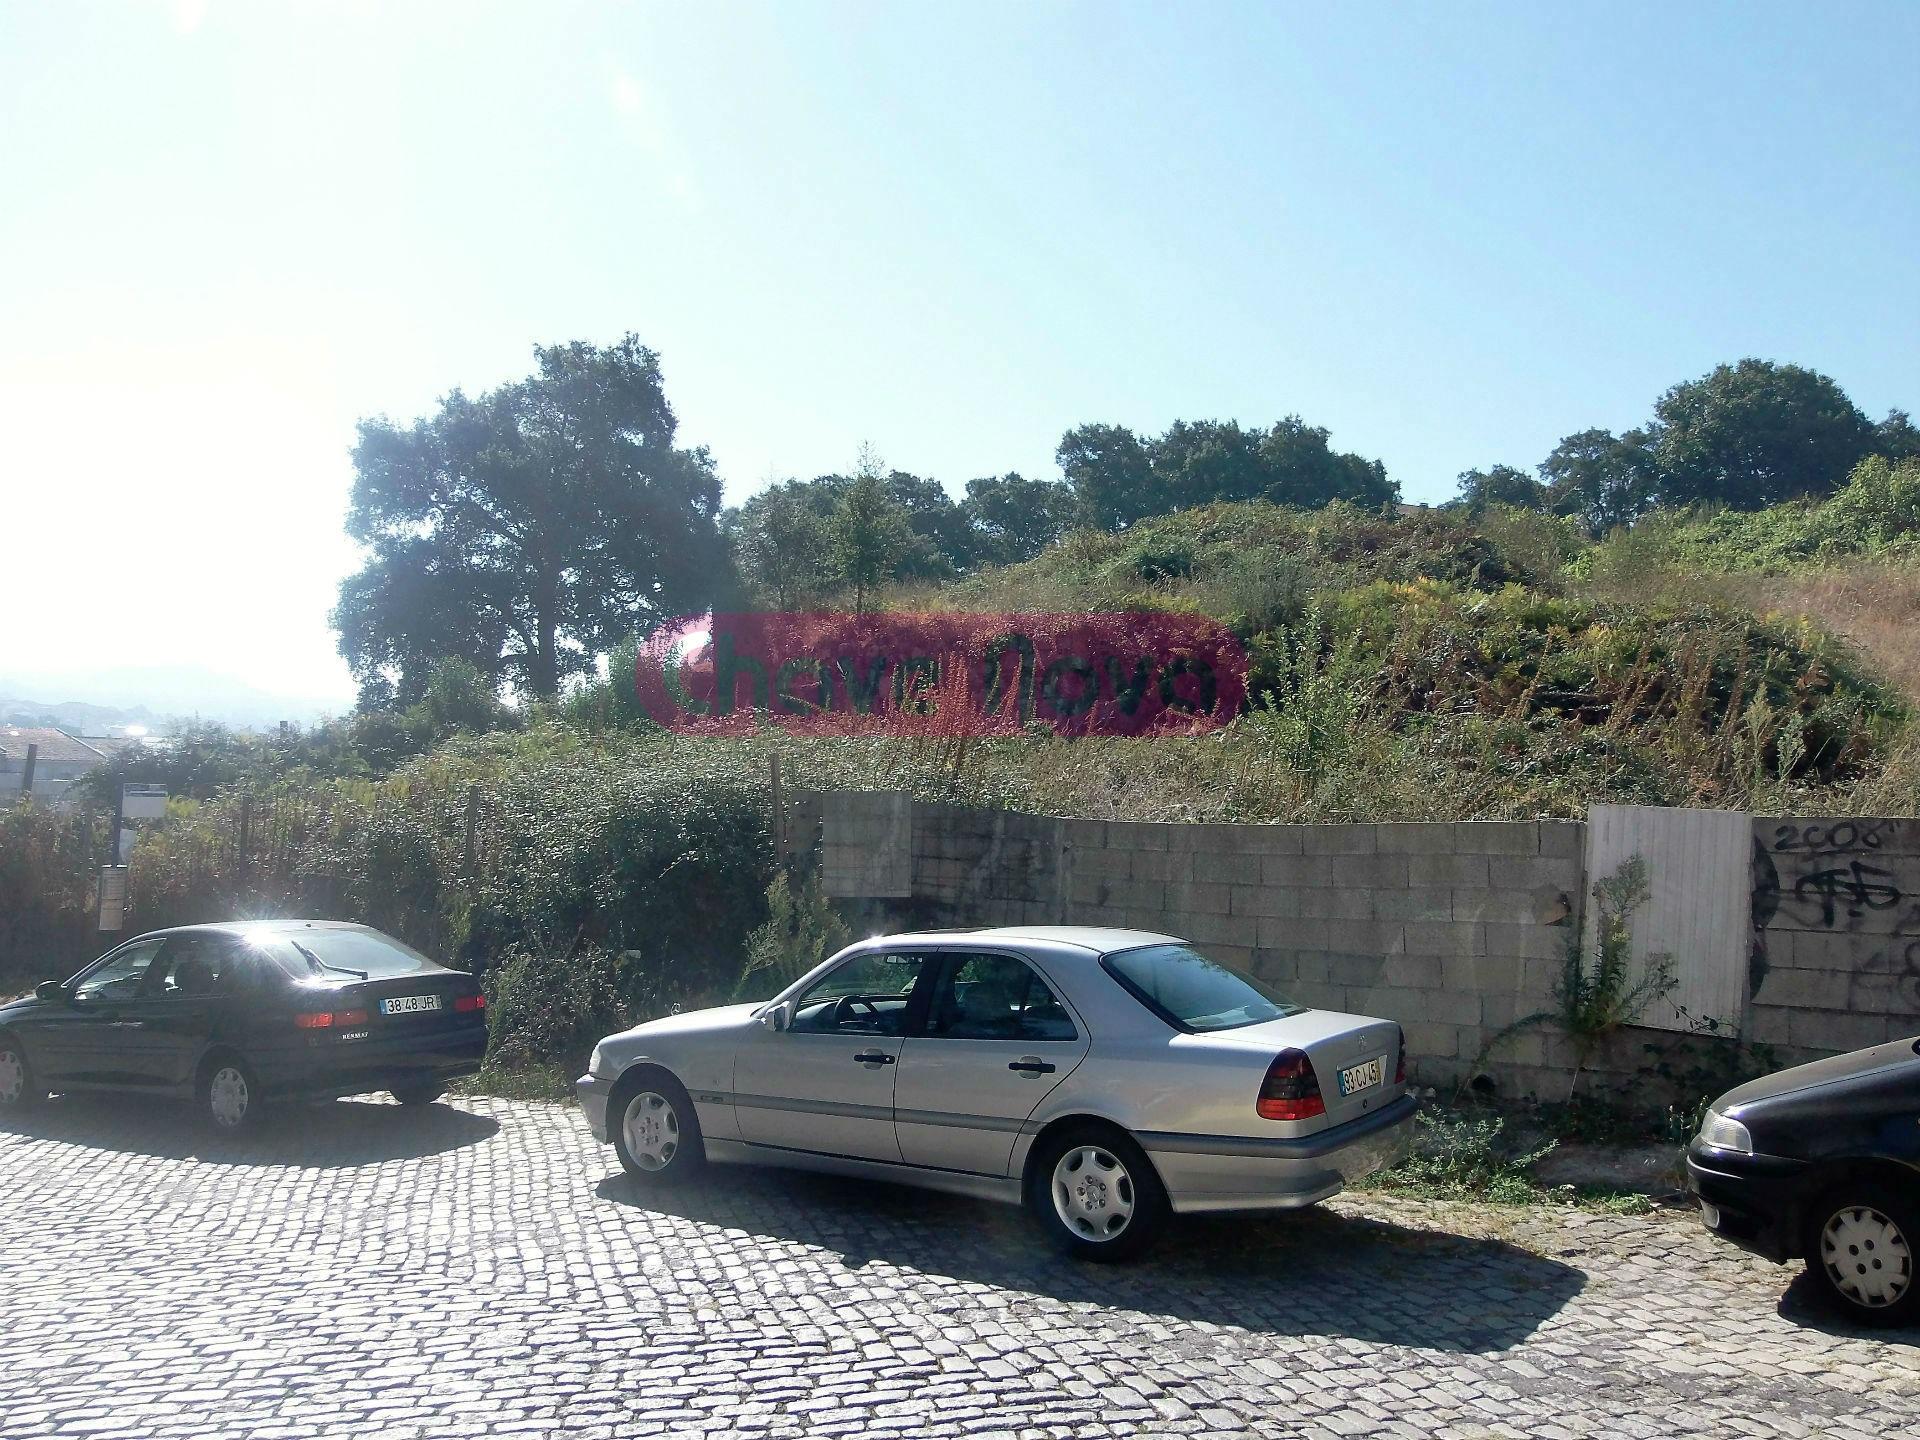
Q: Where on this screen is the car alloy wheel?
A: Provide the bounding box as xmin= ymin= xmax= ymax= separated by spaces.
xmin=1820 ymin=1203 xmax=1913 ymax=1311
xmin=0 ymin=1044 xmax=28 ymax=1107
xmin=1051 ymin=1144 xmax=1137 ymax=1243
xmin=207 ymin=1064 xmax=253 ymax=1131
xmin=621 ymin=1091 xmax=681 ymax=1172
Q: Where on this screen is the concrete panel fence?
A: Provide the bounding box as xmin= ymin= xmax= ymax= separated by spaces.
xmin=786 ymin=791 xmax=1920 ymax=1100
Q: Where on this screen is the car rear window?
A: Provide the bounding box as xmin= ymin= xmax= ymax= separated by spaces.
xmin=281 ymin=929 xmax=440 ymax=979
xmin=1101 ymin=943 xmax=1299 ymax=1032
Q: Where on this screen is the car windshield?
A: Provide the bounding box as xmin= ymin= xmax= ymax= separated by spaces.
xmin=1102 ymin=943 xmax=1299 ymax=1032
xmin=279 ymin=929 xmax=439 ymax=979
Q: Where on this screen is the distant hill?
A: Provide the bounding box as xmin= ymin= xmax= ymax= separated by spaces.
xmin=0 ymin=664 xmax=348 ymax=733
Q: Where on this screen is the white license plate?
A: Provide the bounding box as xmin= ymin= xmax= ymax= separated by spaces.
xmin=1338 ymin=1057 xmax=1384 ymax=1097
xmin=381 ymin=994 xmax=442 ymax=1016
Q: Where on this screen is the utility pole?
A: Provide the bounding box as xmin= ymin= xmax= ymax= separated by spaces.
xmin=95 ymin=770 xmax=126 ymax=932
xmin=17 ymin=743 xmax=36 ymax=801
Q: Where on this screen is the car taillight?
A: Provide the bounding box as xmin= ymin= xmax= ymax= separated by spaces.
xmin=1393 ymin=1024 xmax=1407 ymax=1086
xmin=454 ymin=994 xmax=486 ymax=1013
xmin=1257 ymin=1048 xmax=1325 ymax=1121
xmin=294 ymin=1012 xmax=333 ymax=1029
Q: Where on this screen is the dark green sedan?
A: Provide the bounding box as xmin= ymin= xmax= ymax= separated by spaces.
xmin=0 ymin=921 xmax=489 ymax=1132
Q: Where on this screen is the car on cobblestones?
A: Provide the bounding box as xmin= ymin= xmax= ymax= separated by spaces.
xmin=578 ymin=925 xmax=1416 ymax=1258
xmin=1688 ymin=1036 xmax=1920 ymax=1325
xmin=0 ymin=921 xmax=490 ymax=1132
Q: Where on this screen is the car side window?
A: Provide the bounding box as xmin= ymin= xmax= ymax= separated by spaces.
xmin=145 ymin=936 xmax=248 ymax=999
xmin=789 ymin=952 xmax=929 ymax=1036
xmin=925 ymin=954 xmax=1078 ymax=1042
xmin=72 ymin=939 xmax=167 ymax=1003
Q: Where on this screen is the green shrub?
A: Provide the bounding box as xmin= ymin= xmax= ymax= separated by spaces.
xmin=1374 ymin=1110 xmax=1555 ymax=1204
xmin=484 ymin=945 xmax=623 ymax=1072
xmin=738 ymin=870 xmax=850 ymax=999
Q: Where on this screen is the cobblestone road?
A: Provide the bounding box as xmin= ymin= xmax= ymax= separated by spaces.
xmin=2 ymin=1094 xmax=1913 ymax=1439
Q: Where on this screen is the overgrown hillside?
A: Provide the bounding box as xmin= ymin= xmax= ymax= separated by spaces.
xmin=8 ymin=459 xmax=1920 ymax=1056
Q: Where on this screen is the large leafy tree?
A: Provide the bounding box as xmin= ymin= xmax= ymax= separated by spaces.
xmin=961 ymin=472 xmax=1075 ymax=564
xmin=1537 ymin=427 xmax=1661 ymax=533
xmin=335 ymin=335 xmax=726 ymax=703
xmin=727 ymin=480 xmax=836 ymax=609
xmin=1056 ymin=422 xmax=1159 ymax=528
xmin=830 ymin=450 xmax=914 ymax=613
xmin=1455 ymin=463 xmax=1550 ymax=513
xmin=1651 ymin=359 xmax=1876 ymax=509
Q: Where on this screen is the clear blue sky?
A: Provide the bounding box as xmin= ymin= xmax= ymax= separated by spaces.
xmin=3 ymin=1 xmax=1916 ymax=712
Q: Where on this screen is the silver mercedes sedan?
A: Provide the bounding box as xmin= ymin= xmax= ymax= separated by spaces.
xmin=577 ymin=926 xmax=1416 ymax=1258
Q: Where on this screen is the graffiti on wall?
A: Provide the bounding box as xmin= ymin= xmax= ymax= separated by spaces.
xmin=1752 ymin=818 xmax=1920 ymax=1010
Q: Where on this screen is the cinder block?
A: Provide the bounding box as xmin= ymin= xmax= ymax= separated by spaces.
xmin=1073 ymin=847 xmax=1131 ymax=878
xmin=1538 ymin=821 xmax=1585 ymax=859
xmin=1129 ymin=850 xmax=1192 ymax=883
xmin=1105 ymin=822 xmax=1170 ymax=852
xmin=1485 ymin=922 xmax=1570 ymax=962
xmin=1401 ymin=920 xmax=1486 ymax=958
xmin=1231 ymin=886 xmax=1300 ymax=919
xmin=1198 ymin=853 xmax=1263 ymax=887
xmin=1411 ymin=854 xmax=1491 ymax=888
xmin=1520 ymin=956 xmax=1566 ymax=996
xmin=1451 ymin=888 xmax=1551 ymax=924
xmin=1209 ymin=943 xmax=1256 ymax=975
xmin=1179 ymin=910 xmax=1260 ymax=948
xmin=1287 ymin=980 xmax=1350 ymax=1011
xmin=1441 ymin=954 xmax=1524 ymax=994
xmin=1111 ymin=879 xmax=1167 ymax=912
xmin=1321 ymin=919 xmax=1406 ymax=956
xmin=1482 ymin=993 xmax=1557 ymax=1029
xmin=1401 ymin=1020 xmax=1464 ymax=1060
xmin=1323 ymin=952 xmax=1388 ymax=989
xmin=1302 ymin=824 xmax=1377 ymax=855
xmin=1380 ymin=954 xmax=1445 ymax=989
xmin=1289 ymin=950 xmax=1333 ymax=983
xmin=1849 ymin=971 xmax=1920 ymax=1019
xmin=1373 ymin=822 xmax=1458 ymax=855
xmin=1295 ymin=888 xmax=1373 ymax=921
xmin=1479 ymin=1027 xmax=1548 ymax=1067
xmin=1371 ymin=888 xmax=1455 ymax=922
xmin=1231 ymin=825 xmax=1306 ymax=855
xmin=1500 ymin=857 xmax=1583 ymax=890
xmin=1788 ymin=1008 xmax=1891 ymax=1053
xmin=1123 ymin=907 xmax=1179 ymax=934
xmin=1747 ymin=1004 xmax=1794 ymax=1047
xmin=1067 ymin=874 xmax=1115 ymax=908
xmin=1751 ymin=967 xmax=1845 ymax=1010
xmin=1251 ymin=949 xmax=1298 ymax=983
xmin=1256 ymin=915 xmax=1331 ymax=951
xmin=1061 ymin=819 xmax=1109 ymax=852
xmin=1164 ymin=881 xmax=1232 ymax=916
xmin=1453 ymin=822 xmax=1540 ymax=856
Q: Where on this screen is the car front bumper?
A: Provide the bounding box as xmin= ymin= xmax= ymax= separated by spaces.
xmin=1685 ymin=1140 xmax=1815 ymax=1264
xmin=577 ymin=1072 xmax=614 ymax=1143
xmin=1140 ymin=1093 xmax=1419 ymax=1214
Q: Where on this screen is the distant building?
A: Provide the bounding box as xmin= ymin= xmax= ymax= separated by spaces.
xmin=0 ymin=727 xmax=108 ymax=805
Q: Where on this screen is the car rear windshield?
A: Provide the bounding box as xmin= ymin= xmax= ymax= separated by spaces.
xmin=1101 ymin=943 xmax=1300 ymax=1032
xmin=281 ymin=929 xmax=439 ymax=979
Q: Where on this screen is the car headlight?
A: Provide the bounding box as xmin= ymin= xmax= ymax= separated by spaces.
xmin=588 ymin=1043 xmax=607 ymax=1078
xmin=1699 ymin=1111 xmax=1753 ymax=1154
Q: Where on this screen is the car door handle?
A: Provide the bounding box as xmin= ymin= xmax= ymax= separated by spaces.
xmin=1008 ymin=1058 xmax=1056 ymax=1076
xmin=851 ymin=1050 xmax=896 ymax=1066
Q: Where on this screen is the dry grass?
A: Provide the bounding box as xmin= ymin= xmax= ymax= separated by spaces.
xmin=1729 ymin=560 xmax=1920 ymax=703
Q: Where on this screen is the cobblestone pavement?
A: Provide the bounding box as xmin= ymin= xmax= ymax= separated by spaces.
xmin=3 ymin=1095 xmax=1913 ymax=1440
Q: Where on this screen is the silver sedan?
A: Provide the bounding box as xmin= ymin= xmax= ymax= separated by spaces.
xmin=577 ymin=926 xmax=1416 ymax=1258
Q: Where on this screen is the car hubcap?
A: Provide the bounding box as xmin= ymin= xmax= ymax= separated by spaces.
xmin=623 ymin=1091 xmax=680 ymax=1171
xmin=209 ymin=1067 xmax=250 ymax=1129
xmin=1821 ymin=1204 xmax=1912 ymax=1309
xmin=1052 ymin=1144 xmax=1136 ymax=1242
xmin=0 ymin=1049 xmax=22 ymax=1105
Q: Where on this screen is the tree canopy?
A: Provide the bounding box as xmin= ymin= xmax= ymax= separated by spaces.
xmin=334 ymin=335 xmax=726 ymax=703
xmin=1652 ymin=359 xmax=1876 ymax=509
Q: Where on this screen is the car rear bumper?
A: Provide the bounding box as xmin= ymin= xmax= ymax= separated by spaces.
xmin=1685 ymin=1140 xmax=1815 ymax=1264
xmin=577 ymin=1072 xmax=613 ymax=1143
xmin=1140 ymin=1093 xmax=1418 ymax=1214
xmin=257 ymin=1024 xmax=489 ymax=1102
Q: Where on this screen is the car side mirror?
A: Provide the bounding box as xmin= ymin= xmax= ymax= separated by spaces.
xmin=34 ymin=980 xmax=66 ymax=1004
xmin=760 ymin=1001 xmax=793 ymax=1032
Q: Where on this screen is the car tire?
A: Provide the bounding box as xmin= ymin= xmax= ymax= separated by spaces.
xmin=610 ymin=1070 xmax=706 ymax=1185
xmin=0 ymin=1034 xmax=43 ymax=1111
xmin=1805 ymin=1181 xmax=1919 ymax=1326
xmin=390 ymin=1081 xmax=447 ymax=1106
xmin=200 ymin=1056 xmax=262 ymax=1135
xmin=1026 ymin=1123 xmax=1170 ymax=1262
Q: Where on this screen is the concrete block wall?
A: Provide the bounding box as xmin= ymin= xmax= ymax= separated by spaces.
xmin=809 ymin=791 xmax=1589 ymax=1095
xmin=1750 ymin=817 xmax=1920 ymax=1061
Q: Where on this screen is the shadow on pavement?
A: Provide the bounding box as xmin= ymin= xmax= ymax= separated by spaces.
xmin=0 ymin=1093 xmax=498 ymax=1167
xmin=595 ymin=1164 xmax=1584 ymax=1353
xmin=1777 ymin=1265 xmax=1920 ymax=1344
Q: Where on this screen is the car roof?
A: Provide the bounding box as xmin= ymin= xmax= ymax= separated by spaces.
xmin=861 ymin=925 xmax=1187 ymax=956
xmin=125 ymin=920 xmax=381 ymax=942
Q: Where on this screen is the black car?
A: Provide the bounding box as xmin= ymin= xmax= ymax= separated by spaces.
xmin=0 ymin=921 xmax=489 ymax=1133
xmin=1687 ymin=1036 xmax=1920 ymax=1325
